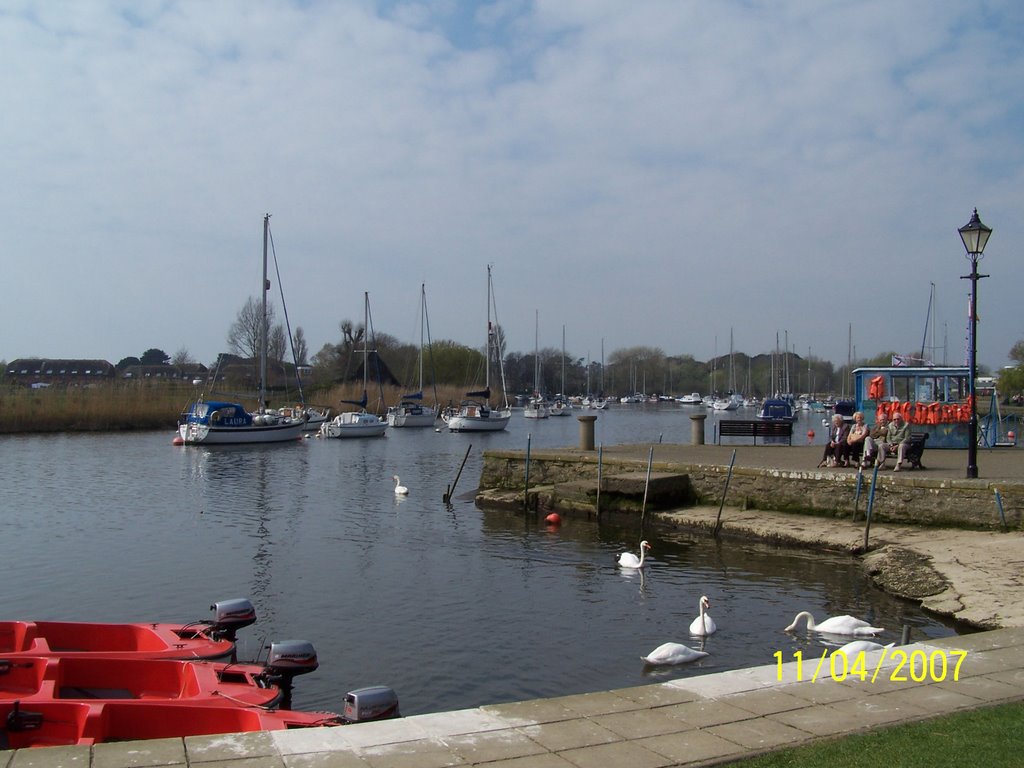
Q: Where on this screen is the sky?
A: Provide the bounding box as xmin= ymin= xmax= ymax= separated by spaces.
xmin=3 ymin=0 xmax=1022 ymax=375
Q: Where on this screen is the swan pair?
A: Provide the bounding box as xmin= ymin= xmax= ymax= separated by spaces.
xmin=641 ymin=595 xmax=716 ymax=666
xmin=784 ymin=611 xmax=883 ymax=637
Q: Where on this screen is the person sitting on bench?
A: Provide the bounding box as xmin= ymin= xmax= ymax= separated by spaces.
xmin=819 ymin=414 xmax=850 ymax=467
xmin=862 ymin=413 xmax=888 ymax=467
xmin=878 ymin=411 xmax=911 ymax=470
xmin=846 ymin=411 xmax=869 ymax=466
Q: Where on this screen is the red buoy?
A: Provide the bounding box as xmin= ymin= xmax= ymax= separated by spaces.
xmin=806 ymin=429 xmax=815 ymax=444
xmin=172 ymin=435 xmax=184 ymax=446
xmin=545 ymin=513 xmax=561 ymax=525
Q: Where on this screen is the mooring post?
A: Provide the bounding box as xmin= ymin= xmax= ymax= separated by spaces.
xmin=863 ymin=463 xmax=881 ymax=549
xmin=596 ymin=444 xmax=604 ymax=516
xmin=690 ymin=414 xmax=707 ymax=446
xmin=443 ymin=444 xmax=472 ymax=503
xmin=713 ymin=449 xmax=738 ymax=538
xmin=641 ymin=446 xmax=654 ymax=530
xmin=994 ymin=487 xmax=1007 ymax=532
xmin=524 ymin=433 xmax=532 ymax=512
xmin=901 ymin=625 xmax=911 ymax=645
xmin=577 ymin=414 xmax=597 ymax=451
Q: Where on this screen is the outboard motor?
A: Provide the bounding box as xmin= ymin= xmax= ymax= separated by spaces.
xmin=260 ymin=640 xmax=319 ymax=709
xmin=341 ymin=686 xmax=400 ymax=723
xmin=208 ymin=598 xmax=257 ymax=642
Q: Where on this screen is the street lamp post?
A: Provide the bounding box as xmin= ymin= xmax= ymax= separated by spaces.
xmin=958 ymin=208 xmax=992 ymax=479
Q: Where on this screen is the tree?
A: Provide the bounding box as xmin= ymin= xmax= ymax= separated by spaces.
xmin=227 ymin=297 xmax=277 ymax=360
xmin=116 ymin=356 xmax=141 ymax=369
xmin=171 ymin=347 xmax=195 ymax=365
xmin=292 ymin=327 xmax=309 ymax=366
xmin=1009 ymin=340 xmax=1024 ymax=366
xmin=268 ymin=324 xmax=287 ymax=364
xmin=140 ymin=348 xmax=170 ymax=365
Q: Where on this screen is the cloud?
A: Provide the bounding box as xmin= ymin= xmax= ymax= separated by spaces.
xmin=2 ymin=0 xmax=1021 ymax=374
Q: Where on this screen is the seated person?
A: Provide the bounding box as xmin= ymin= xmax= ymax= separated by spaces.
xmin=846 ymin=411 xmax=869 ymax=465
xmin=862 ymin=413 xmax=888 ymax=467
xmin=878 ymin=410 xmax=911 ymax=470
xmin=818 ymin=414 xmax=850 ymax=467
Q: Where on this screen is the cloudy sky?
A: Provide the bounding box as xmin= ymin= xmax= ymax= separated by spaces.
xmin=3 ymin=1 xmax=1021 ymax=375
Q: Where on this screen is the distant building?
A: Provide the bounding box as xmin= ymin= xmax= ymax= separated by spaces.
xmin=120 ymin=363 xmax=209 ymax=382
xmin=6 ymin=358 xmax=116 ymax=387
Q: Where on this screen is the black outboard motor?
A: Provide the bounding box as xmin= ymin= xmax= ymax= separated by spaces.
xmin=208 ymin=599 xmax=257 ymax=642
xmin=260 ymin=640 xmax=319 ymax=709
xmin=342 ymin=686 xmax=400 ymax=723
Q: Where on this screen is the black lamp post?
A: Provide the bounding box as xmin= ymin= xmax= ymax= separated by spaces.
xmin=958 ymin=208 xmax=992 ymax=479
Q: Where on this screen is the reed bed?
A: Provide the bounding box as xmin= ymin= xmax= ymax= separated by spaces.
xmin=0 ymin=382 xmax=507 ymax=434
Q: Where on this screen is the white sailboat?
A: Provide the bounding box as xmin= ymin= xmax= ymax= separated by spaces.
xmin=523 ymin=310 xmax=549 ymax=419
xmin=178 ymin=215 xmax=305 ymax=445
xmin=320 ymin=292 xmax=388 ymax=439
xmin=387 ymin=283 xmax=438 ymax=428
xmin=549 ymin=325 xmax=571 ymax=416
xmin=443 ymin=266 xmax=512 ymax=432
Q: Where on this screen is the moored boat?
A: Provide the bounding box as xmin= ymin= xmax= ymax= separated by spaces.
xmin=0 ymin=599 xmax=256 ymax=662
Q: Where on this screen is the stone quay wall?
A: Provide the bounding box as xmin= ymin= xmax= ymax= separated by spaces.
xmin=478 ymin=449 xmax=1024 ymax=530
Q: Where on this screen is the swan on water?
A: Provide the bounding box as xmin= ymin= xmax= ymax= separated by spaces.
xmin=617 ymin=541 xmax=651 ymax=568
xmin=641 ymin=642 xmax=709 ymax=666
xmin=689 ymin=595 xmax=717 ymax=636
xmin=392 ymin=475 xmax=409 ymax=495
xmin=784 ymin=611 xmax=883 ymax=636
xmin=832 ymin=639 xmax=894 ymax=656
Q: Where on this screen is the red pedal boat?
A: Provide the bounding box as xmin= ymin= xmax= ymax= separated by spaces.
xmin=0 ymin=599 xmax=256 ymax=662
xmin=0 ymin=699 xmax=346 ymax=749
xmin=0 ymin=656 xmax=284 ymax=709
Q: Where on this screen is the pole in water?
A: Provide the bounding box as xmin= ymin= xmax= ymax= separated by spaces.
xmin=641 ymin=445 xmax=654 ymax=531
xmin=443 ymin=444 xmax=473 ymax=503
xmin=713 ymin=449 xmax=738 ymax=538
xmin=596 ymin=444 xmax=604 ymax=516
xmin=900 ymin=624 xmax=911 ymax=645
xmin=524 ymin=433 xmax=532 ymax=512
xmin=863 ymin=463 xmax=880 ymax=550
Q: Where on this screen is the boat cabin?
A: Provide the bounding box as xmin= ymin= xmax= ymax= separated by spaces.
xmin=853 ymin=366 xmax=972 ymax=448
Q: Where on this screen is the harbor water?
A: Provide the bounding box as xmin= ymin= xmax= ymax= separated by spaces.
xmin=0 ymin=403 xmax=966 ymax=717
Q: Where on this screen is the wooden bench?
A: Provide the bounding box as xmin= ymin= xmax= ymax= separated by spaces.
xmin=717 ymin=419 xmax=793 ymax=445
xmin=872 ymin=431 xmax=929 ymax=470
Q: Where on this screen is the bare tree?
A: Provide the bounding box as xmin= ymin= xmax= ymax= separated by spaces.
xmin=268 ymin=323 xmax=287 ymax=363
xmin=292 ymin=327 xmax=309 ymax=366
xmin=171 ymin=347 xmax=195 ymax=365
xmin=227 ymin=297 xmax=277 ymax=359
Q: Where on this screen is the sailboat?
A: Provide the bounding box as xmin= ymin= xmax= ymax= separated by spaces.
xmin=320 ymin=292 xmax=388 ymax=439
xmin=523 ymin=310 xmax=549 ymax=419
xmin=387 ymin=284 xmax=438 ymax=428
xmin=177 ymin=215 xmax=306 ymax=445
xmin=550 ymin=325 xmax=571 ymax=416
xmin=443 ymin=266 xmax=512 ymax=432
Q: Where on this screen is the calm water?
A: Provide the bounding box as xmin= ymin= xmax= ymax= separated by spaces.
xmin=0 ymin=403 xmax=965 ymax=716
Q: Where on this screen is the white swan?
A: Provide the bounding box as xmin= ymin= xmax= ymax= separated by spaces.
xmin=617 ymin=540 xmax=651 ymax=568
xmin=832 ymin=639 xmax=894 ymax=656
xmin=689 ymin=595 xmax=717 ymax=636
xmin=641 ymin=642 xmax=709 ymax=666
xmin=784 ymin=611 xmax=883 ymax=636
xmin=392 ymin=475 xmax=409 ymax=495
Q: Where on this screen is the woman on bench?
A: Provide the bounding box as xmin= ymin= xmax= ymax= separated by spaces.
xmin=818 ymin=414 xmax=850 ymax=467
xmin=846 ymin=411 xmax=869 ymax=466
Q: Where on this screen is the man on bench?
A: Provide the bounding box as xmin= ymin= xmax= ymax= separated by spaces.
xmin=878 ymin=410 xmax=911 ymax=471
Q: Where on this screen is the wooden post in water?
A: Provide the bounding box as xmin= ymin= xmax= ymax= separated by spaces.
xmin=596 ymin=444 xmax=603 ymax=516
xmin=443 ymin=444 xmax=472 ymax=503
xmin=713 ymin=450 xmax=737 ymax=538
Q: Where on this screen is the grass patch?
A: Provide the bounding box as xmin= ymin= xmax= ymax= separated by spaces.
xmin=731 ymin=701 xmax=1024 ymax=767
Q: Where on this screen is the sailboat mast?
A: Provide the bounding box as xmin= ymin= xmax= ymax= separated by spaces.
xmin=363 ymin=291 xmax=370 ymax=399
xmin=259 ymin=214 xmax=269 ymax=412
xmin=419 ymin=283 xmax=426 ymax=393
xmin=485 ymin=265 xmax=492 ymax=405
